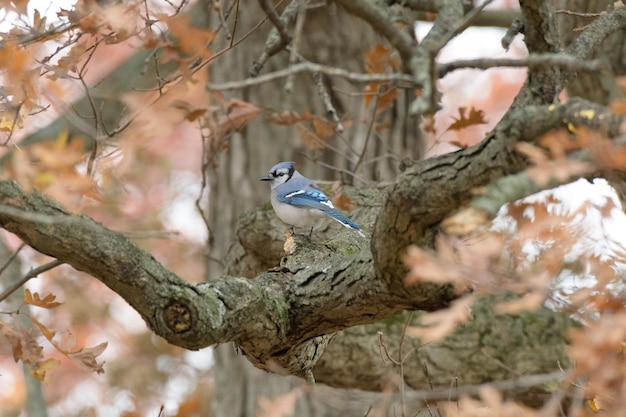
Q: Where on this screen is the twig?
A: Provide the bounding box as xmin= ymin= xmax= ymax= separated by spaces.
xmin=229 ymin=0 xmax=240 ymax=48
xmin=312 ymin=72 xmax=343 ymax=132
xmin=398 ymin=311 xmax=415 ymax=417
xmin=307 ymin=158 xmax=375 ymax=187
xmin=0 ymin=205 xmax=79 ymax=225
xmin=251 ymin=0 xmax=297 ymax=76
xmin=195 ymin=119 xmax=214 ymax=247
xmin=377 ymin=331 xmax=400 ymax=366
xmin=555 ymin=9 xmax=605 ymax=18
xmin=0 ymin=243 xmax=26 ymax=277
xmin=411 ymin=370 xmax=566 ymax=401
xmin=0 ymin=259 xmax=65 ymax=303
xmin=352 ymin=90 xmax=380 ymax=176
xmin=0 ymin=102 xmax=23 ymax=147
xmin=258 ymin=0 xmax=292 ymax=48
xmin=334 ymin=0 xmax=415 ymax=64
xmin=209 ymin=62 xmax=419 ymax=91
xmin=285 ymin=0 xmax=307 ymax=92
xmin=502 ymin=17 xmax=524 ymax=51
xmin=438 ymin=54 xmax=605 ymax=77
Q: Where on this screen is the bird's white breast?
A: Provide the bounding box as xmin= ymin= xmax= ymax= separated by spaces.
xmin=270 ymin=193 xmax=324 ymax=228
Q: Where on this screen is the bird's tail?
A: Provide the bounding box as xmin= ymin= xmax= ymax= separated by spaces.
xmin=323 ymin=209 xmax=365 ymax=237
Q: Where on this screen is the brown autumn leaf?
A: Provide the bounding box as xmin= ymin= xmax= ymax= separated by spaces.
xmin=332 ymin=194 xmax=357 ymax=211
xmin=609 ymin=98 xmax=626 ymax=115
xmin=4 ymin=0 xmax=28 ymax=13
xmin=406 ymin=295 xmax=475 ymax=343
xmin=421 ymin=114 xmax=436 ymax=134
xmin=513 ymin=142 xmax=549 ymax=165
xmin=0 ymin=105 xmax=26 ymax=132
xmin=537 ymin=128 xmax=588 ymax=158
xmin=312 ymin=118 xmax=336 ymax=141
xmin=441 ymin=207 xmax=491 ymax=236
xmin=30 ymin=357 xmax=61 ymax=382
xmin=30 ymin=130 xmax=86 ymax=170
xmin=296 ymin=123 xmax=326 ymax=151
xmin=47 ymin=43 xmax=88 ymax=80
xmin=159 ymin=14 xmax=215 ymax=60
xmin=446 ymin=106 xmax=488 ymax=132
xmin=26 ymin=312 xmax=108 ymax=374
xmin=27 ymin=315 xmax=57 ymax=342
xmin=367 ymin=84 xmax=400 ymax=114
xmin=24 ymin=289 xmax=63 ymax=309
xmin=365 ymin=43 xmax=400 ymax=74
xmin=363 ymin=44 xmax=401 ymax=111
xmin=403 ymin=245 xmax=465 ymax=285
xmin=217 ymin=98 xmax=262 ymax=134
xmin=0 ymin=322 xmax=43 ymax=364
xmin=266 ymin=110 xmax=310 ymax=125
xmin=170 ymin=100 xmax=207 ymax=122
xmin=525 ymin=159 xmax=594 ymax=190
xmin=590 ymin=138 xmax=626 ymax=170
xmin=257 ymin=388 xmax=301 ymax=417
xmin=67 ymin=342 xmax=108 ymax=374
xmin=493 ymin=292 xmax=546 ymax=314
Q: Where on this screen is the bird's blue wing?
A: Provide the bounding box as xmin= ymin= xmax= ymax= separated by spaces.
xmin=278 ymin=184 xmax=334 ymax=210
xmin=276 ymin=183 xmax=363 ymax=234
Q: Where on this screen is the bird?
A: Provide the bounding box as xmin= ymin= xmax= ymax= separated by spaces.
xmin=259 ymin=161 xmax=364 ymax=237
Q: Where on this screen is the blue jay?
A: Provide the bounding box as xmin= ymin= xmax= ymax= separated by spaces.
xmin=260 ymin=161 xmax=365 ymax=237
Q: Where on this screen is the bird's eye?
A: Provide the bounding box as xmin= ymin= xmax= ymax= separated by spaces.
xmin=275 ymin=172 xmax=284 ymax=177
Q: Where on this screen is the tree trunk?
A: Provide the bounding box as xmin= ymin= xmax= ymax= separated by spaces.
xmin=206 ymin=3 xmax=422 ymax=416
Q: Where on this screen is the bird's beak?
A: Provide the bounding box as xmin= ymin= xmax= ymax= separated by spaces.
xmin=259 ymin=175 xmax=273 ymax=181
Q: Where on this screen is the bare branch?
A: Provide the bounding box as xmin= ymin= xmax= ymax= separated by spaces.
xmin=250 ymin=0 xmax=299 ymax=76
xmin=334 ymin=0 xmax=416 ymax=65
xmin=437 ymin=54 xmax=605 ymax=77
xmin=0 ymin=259 xmax=65 ymax=303
xmin=207 ymin=62 xmax=419 ymax=90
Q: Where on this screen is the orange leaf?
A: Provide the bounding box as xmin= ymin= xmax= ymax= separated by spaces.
xmin=332 ymin=194 xmax=356 ymax=211
xmin=170 ymin=100 xmax=207 ymax=122
xmin=27 ymin=315 xmax=57 ymax=342
xmin=266 ymin=110 xmax=308 ymax=125
xmin=363 ymin=44 xmax=400 ymax=110
xmin=446 ymin=106 xmax=488 ymax=131
xmin=312 ymin=118 xmax=336 ymax=140
xmin=217 ymin=99 xmax=261 ymax=133
xmin=421 ymin=114 xmax=436 ymax=134
xmin=160 ymin=14 xmax=215 ymax=59
xmin=296 ymin=123 xmax=326 ymax=151
xmin=24 ymin=289 xmax=63 ymax=309
xmin=406 ymin=295 xmax=475 ymax=343
xmin=257 ymin=388 xmax=301 ymax=417
xmin=30 ymin=357 xmax=61 ymax=382
xmin=365 ymin=44 xmax=400 ymax=74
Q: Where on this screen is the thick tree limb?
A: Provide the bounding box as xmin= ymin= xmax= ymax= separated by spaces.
xmin=0 ymin=181 xmax=444 ymax=379
xmin=371 ymin=98 xmax=626 ymax=294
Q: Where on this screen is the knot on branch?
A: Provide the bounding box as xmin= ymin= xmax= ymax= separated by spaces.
xmin=163 ymin=300 xmax=193 ymax=333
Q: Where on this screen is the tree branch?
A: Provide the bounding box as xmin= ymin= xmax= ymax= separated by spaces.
xmin=371 ymin=98 xmax=626 ymax=293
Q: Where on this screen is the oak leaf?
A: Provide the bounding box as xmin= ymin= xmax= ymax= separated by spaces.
xmin=0 ymin=322 xmax=43 ymax=363
xmin=24 ymin=289 xmax=63 ymax=309
xmin=67 ymin=342 xmax=108 ymax=374
xmin=30 ymin=357 xmax=61 ymax=382
xmin=363 ymin=44 xmax=401 ymax=111
xmin=266 ymin=110 xmax=308 ymax=125
xmin=296 ymin=123 xmax=326 ymax=151
xmin=446 ymin=106 xmax=488 ymax=132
